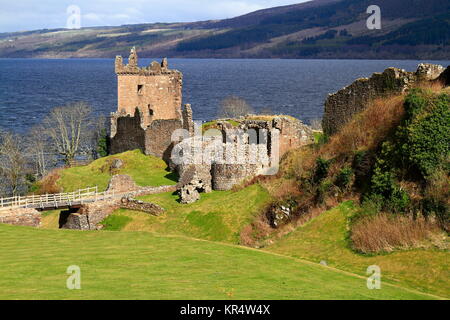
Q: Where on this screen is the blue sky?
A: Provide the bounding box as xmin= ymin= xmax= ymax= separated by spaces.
xmin=0 ymin=0 xmax=308 ymax=33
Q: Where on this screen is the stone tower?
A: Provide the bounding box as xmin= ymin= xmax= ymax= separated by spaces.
xmin=110 ymin=47 xmax=193 ymax=161
xmin=114 ymin=47 xmax=183 ymax=127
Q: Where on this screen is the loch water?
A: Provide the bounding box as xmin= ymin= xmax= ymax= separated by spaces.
xmin=0 ymin=58 xmax=448 ymax=133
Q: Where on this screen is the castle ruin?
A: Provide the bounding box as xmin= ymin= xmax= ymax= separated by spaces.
xmin=175 ymin=116 xmax=314 ymax=203
xmin=110 ymin=47 xmax=314 ymax=202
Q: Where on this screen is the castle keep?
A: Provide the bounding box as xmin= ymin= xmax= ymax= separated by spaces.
xmin=110 ymin=47 xmax=192 ymax=160
xmin=114 ymin=47 xmax=182 ymax=126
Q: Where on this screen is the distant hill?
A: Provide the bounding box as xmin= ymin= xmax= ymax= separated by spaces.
xmin=0 ymin=0 xmax=449 ymax=59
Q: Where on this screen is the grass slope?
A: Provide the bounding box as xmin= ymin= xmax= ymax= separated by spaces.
xmin=103 ymin=184 xmax=271 ymax=244
xmin=57 ymin=150 xmax=177 ymax=192
xmin=0 ymin=223 xmax=436 ymax=300
xmin=266 ymin=201 xmax=450 ymax=298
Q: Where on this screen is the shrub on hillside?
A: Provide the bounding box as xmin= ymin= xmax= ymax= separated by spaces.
xmin=352 ymin=150 xmax=374 ymax=190
xmin=250 ymin=88 xmax=449 ymax=247
xmin=96 ymin=128 xmax=110 ymax=158
xmin=365 ymin=89 xmax=449 ymax=215
xmin=312 ymin=157 xmax=331 ymax=184
xmin=369 ymin=165 xmax=410 ymax=213
xmin=422 ymin=168 xmax=450 ymax=231
xmin=35 ymin=169 xmax=62 ymax=194
xmin=350 ymin=213 xmax=444 ymax=254
xmin=396 ymin=90 xmax=450 ymax=178
xmin=334 ymin=167 xmax=353 ymax=190
xmin=315 ymin=179 xmax=333 ymax=205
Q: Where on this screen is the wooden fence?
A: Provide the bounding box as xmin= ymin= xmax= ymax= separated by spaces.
xmin=0 ymin=187 xmax=117 ymax=210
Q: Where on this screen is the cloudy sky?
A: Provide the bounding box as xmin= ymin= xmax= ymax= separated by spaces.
xmin=0 ymin=0 xmax=309 ymax=33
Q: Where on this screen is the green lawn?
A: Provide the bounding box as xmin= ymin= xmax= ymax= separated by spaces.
xmin=41 ymin=184 xmax=271 ymax=244
xmin=102 ymin=184 xmax=271 ymax=244
xmin=266 ymin=201 xmax=450 ymax=298
xmin=56 ymin=150 xmax=177 ymax=192
xmin=0 ymin=223 xmax=437 ymax=300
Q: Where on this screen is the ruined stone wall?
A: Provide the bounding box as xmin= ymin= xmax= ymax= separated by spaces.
xmin=270 ymin=117 xmax=314 ymax=157
xmin=322 ymin=64 xmax=446 ymax=136
xmin=182 ymin=104 xmax=194 ymax=136
xmin=110 ymin=110 xmax=146 ymax=155
xmin=106 ymin=174 xmax=177 ymax=198
xmin=437 ymin=66 xmax=450 ymax=87
xmin=211 ymin=143 xmax=266 ymax=191
xmin=117 ymin=73 xmax=182 ymax=127
xmin=212 ymin=163 xmax=258 ymax=191
xmin=106 ymin=174 xmax=140 ymax=193
xmin=145 ymin=119 xmax=183 ymax=161
xmin=59 ymin=209 xmax=91 ymax=230
xmin=77 ymin=198 xmax=121 ymax=228
xmin=0 ymin=208 xmax=41 ymax=227
xmin=119 ymin=198 xmax=164 ymax=216
xmin=132 ymin=185 xmax=177 ymax=197
xmin=176 ymin=116 xmax=314 ymax=194
xmin=110 ymin=112 xmax=183 ymax=159
xmin=177 ymin=163 xmax=212 ymax=204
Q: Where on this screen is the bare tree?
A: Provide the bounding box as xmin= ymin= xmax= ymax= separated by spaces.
xmin=259 ymin=106 xmax=274 ymax=115
xmin=0 ymin=130 xmax=27 ymax=196
xmin=42 ymin=102 xmax=92 ymax=165
xmin=218 ymin=96 xmax=253 ymax=119
xmin=26 ymin=125 xmax=50 ymax=178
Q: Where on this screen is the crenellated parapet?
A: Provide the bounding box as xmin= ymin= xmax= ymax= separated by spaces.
xmin=115 ymin=47 xmax=182 ymax=78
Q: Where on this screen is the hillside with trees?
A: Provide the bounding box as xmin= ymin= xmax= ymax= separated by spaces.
xmin=0 ymin=0 xmax=448 ymax=59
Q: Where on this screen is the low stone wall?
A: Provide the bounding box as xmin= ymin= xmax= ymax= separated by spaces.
xmin=107 ymin=174 xmax=176 ymax=196
xmin=110 ymin=110 xmax=146 ymax=155
xmin=119 ymin=198 xmax=164 ymax=216
xmin=132 ymin=185 xmax=177 ymax=197
xmin=0 ymin=208 xmax=41 ymax=227
xmin=60 ymin=183 xmax=175 ymax=230
xmin=107 ymin=174 xmax=140 ymax=193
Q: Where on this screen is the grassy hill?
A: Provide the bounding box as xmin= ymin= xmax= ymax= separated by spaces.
xmin=36 ymin=150 xmax=177 ymax=193
xmin=42 ymin=184 xmax=271 ymax=244
xmin=0 ymin=223 xmax=439 ymax=300
xmin=24 ymin=84 xmax=450 ymax=299
xmin=1 ymin=0 xmax=448 ymax=59
xmin=266 ymin=201 xmax=449 ymax=298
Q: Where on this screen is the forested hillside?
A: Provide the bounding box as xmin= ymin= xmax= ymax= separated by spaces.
xmin=0 ymin=0 xmax=448 ymax=59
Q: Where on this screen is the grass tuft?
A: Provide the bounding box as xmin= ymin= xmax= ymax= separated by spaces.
xmin=350 ymin=213 xmax=446 ymax=254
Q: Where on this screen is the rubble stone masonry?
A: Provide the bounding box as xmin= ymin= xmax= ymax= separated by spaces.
xmin=322 ymin=63 xmax=446 ymax=136
xmin=0 ymin=208 xmax=41 ymax=227
xmin=115 ymin=48 xmax=182 ymax=127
